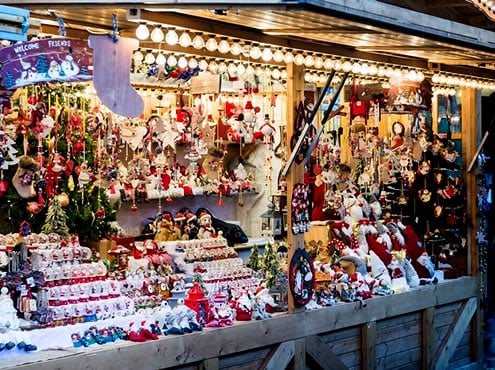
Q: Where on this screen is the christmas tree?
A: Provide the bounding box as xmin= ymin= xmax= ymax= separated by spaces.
xmin=41 ymin=196 xmax=70 ymax=237
xmin=36 ymin=55 xmax=48 ymax=75
xmin=3 ymin=72 xmax=15 ymax=89
xmin=0 ymin=82 xmax=118 ymax=243
xmin=262 ymin=241 xmax=280 ymax=288
xmin=247 ymin=244 xmax=261 ymax=272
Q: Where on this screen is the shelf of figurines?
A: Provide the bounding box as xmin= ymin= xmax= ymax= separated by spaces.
xmin=0 ymin=214 xmax=466 ymax=367
xmin=0 ymin=231 xmax=280 ymax=362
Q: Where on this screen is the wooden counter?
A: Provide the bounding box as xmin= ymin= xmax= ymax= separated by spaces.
xmin=7 ymin=277 xmax=479 ymax=370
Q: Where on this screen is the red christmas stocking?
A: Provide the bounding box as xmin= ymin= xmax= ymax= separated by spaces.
xmin=89 ymin=35 xmax=144 ymax=118
xmin=12 ymin=155 xmax=39 ymax=199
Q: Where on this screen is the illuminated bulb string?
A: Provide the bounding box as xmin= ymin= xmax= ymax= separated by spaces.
xmin=467 ymin=0 xmax=495 ymax=21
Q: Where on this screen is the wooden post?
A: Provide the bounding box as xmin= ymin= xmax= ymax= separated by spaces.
xmin=285 ymin=62 xmax=305 ymax=314
xmin=462 ymin=86 xmax=483 ymax=366
xmin=422 ymin=307 xmax=435 ymax=370
xmin=290 ymin=338 xmax=306 ymax=370
xmin=361 ymin=321 xmax=376 ymax=370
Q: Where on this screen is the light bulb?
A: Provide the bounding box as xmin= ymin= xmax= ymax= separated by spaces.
xmin=273 ymin=49 xmax=284 ymax=63
xmin=272 ymin=68 xmax=281 ymax=80
xmin=250 ymin=45 xmax=262 ymax=59
xmin=237 ymin=63 xmax=246 ymax=75
xmin=133 ymin=51 xmax=144 ymax=62
xmin=218 ymin=62 xmax=228 ymax=74
xmin=334 ymin=60 xmax=342 ymax=71
xmin=150 ymin=26 xmax=164 ymax=43
xmin=407 ymin=69 xmax=418 ymax=81
xmin=156 ymin=53 xmax=166 ymax=65
xmin=304 ymin=72 xmax=312 ymax=82
xmin=199 ymin=59 xmax=208 ymax=70
xmin=177 ymin=56 xmax=188 ymax=69
xmin=167 ymin=54 xmax=177 ymax=67
xmin=294 ymin=53 xmax=305 ymax=66
xmin=205 ymin=36 xmax=218 ymax=52
xmin=281 ymin=69 xmax=287 ymax=79
xmin=188 ymin=58 xmax=198 ymax=69
xmin=368 ymin=64 xmax=378 ymax=76
xmin=246 ymin=65 xmax=255 ymax=75
xmin=417 ymin=71 xmax=425 ymax=82
xmin=255 ymin=66 xmax=263 ymax=76
xmin=135 ymin=24 xmax=150 ymax=40
xmin=165 ymin=28 xmax=179 ymax=45
xmin=324 ymin=58 xmax=334 ymax=70
xmin=218 ymin=38 xmax=230 ymax=54
xmin=314 ymin=56 xmax=324 ymax=69
xmin=261 ymin=47 xmax=273 ymax=62
xmin=360 ymin=63 xmax=369 ymax=75
xmin=192 ymin=33 xmax=205 ymax=49
xmin=230 ymin=40 xmax=242 ymax=56
xmin=227 ymin=62 xmax=237 ymax=75
xmin=303 ymin=54 xmax=314 ymax=67
xmin=342 ymin=61 xmax=352 ymax=72
xmin=208 ymin=61 xmax=218 ymax=73
xmin=284 ymin=51 xmax=294 ymax=64
xmin=377 ymin=66 xmax=386 ymax=77
xmin=145 ymin=52 xmax=155 ymax=64
xmin=351 ymin=62 xmax=361 ymax=74
xmin=178 ymin=31 xmax=192 ymax=48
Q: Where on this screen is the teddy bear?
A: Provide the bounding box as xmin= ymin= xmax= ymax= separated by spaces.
xmin=196 ymin=211 xmax=217 ymax=239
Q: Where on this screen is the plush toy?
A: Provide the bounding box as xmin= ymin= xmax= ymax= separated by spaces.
xmin=12 ymin=155 xmax=39 ymax=199
xmin=197 ymin=211 xmax=217 ymax=239
xmin=154 ymin=212 xmax=180 ymax=242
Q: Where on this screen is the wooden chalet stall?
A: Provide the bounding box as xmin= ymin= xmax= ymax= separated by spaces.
xmin=1 ymin=1 xmax=493 ymax=369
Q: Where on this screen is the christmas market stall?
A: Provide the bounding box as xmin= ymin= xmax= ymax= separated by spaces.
xmin=0 ymin=1 xmax=492 ymax=369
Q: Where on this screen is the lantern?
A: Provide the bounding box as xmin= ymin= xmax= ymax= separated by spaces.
xmin=184 ymin=282 xmax=210 ymax=324
xmin=260 ymin=199 xmax=282 ymax=239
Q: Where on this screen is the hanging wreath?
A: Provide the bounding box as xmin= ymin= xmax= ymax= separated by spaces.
xmin=288 ymin=248 xmax=315 ymax=306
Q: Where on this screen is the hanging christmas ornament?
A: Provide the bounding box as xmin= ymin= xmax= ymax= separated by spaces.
xmin=57 ymin=192 xmax=70 ymax=207
xmin=0 ymin=178 xmax=8 ymax=198
xmin=95 ymin=208 xmax=105 ymax=218
xmin=68 ymin=174 xmax=75 ymax=192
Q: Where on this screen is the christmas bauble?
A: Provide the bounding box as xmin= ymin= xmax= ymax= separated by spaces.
xmin=95 ymin=208 xmax=105 ymax=218
xmin=27 ymin=95 xmax=37 ymax=105
xmin=57 ymin=193 xmax=70 ymax=207
xmin=0 ymin=179 xmax=8 ymax=198
xmin=73 ymin=140 xmax=84 ymax=154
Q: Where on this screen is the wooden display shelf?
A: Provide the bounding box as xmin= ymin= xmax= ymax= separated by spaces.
xmin=7 ymin=277 xmax=478 ymax=370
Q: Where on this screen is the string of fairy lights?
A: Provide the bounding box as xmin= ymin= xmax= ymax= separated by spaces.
xmin=131 ymin=24 xmax=495 ymax=91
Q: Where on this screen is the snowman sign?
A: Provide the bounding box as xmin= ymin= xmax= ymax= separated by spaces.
xmin=0 ymin=38 xmax=93 ymax=89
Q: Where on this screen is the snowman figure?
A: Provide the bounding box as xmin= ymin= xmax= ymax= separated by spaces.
xmin=0 ymin=287 xmax=37 ymax=352
xmin=61 ymin=54 xmax=80 ymax=77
